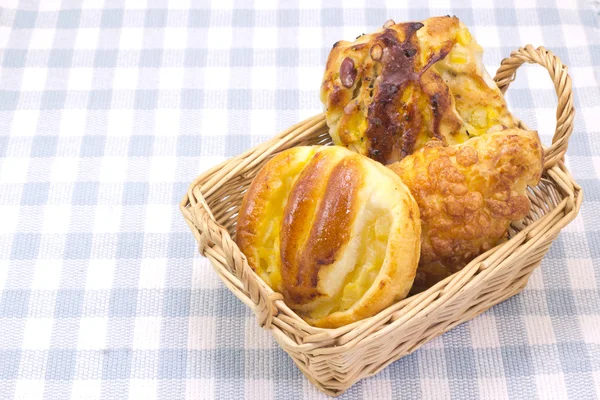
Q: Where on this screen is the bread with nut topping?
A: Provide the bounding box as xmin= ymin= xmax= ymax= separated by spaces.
xmin=320 ymin=16 xmax=516 ymax=165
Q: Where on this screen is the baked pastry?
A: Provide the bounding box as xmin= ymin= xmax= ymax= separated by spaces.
xmin=389 ymin=129 xmax=543 ymax=292
xmin=320 ymin=16 xmax=515 ymax=165
xmin=236 ymin=146 xmax=421 ymax=328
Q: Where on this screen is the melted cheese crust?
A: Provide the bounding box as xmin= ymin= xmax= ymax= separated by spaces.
xmin=389 ymin=129 xmax=543 ymax=292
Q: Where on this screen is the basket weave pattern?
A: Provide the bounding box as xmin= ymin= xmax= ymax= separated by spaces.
xmin=180 ymin=46 xmax=582 ymax=396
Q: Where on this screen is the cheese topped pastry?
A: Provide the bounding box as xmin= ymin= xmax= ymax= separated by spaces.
xmin=389 ymin=129 xmax=543 ymax=292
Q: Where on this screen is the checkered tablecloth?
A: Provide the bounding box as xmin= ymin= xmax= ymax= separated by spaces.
xmin=0 ymin=0 xmax=599 ymax=399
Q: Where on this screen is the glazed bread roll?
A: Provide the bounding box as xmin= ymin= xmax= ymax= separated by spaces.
xmin=236 ymin=146 xmax=421 ymax=328
xmin=320 ymin=16 xmax=515 ymax=165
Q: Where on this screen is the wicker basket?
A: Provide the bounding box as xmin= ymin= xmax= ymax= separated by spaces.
xmin=180 ymin=45 xmax=581 ymax=396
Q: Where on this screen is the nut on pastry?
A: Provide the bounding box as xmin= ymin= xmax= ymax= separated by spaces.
xmin=389 ymin=129 xmax=543 ymax=292
xmin=236 ymin=146 xmax=421 ymax=328
xmin=320 ymin=16 xmax=515 ymax=164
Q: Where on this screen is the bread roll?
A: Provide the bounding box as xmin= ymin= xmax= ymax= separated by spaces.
xmin=320 ymin=16 xmax=515 ymax=165
xmin=236 ymin=146 xmax=421 ymax=328
xmin=389 ymin=129 xmax=543 ymax=292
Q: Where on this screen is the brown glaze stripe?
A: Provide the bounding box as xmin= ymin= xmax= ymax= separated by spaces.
xmin=365 ymin=23 xmax=454 ymax=163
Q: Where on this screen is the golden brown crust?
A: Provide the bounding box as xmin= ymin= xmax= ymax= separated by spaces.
xmin=237 ymin=146 xmax=421 ymax=328
xmin=320 ymin=16 xmax=515 ymax=164
xmin=298 ymin=159 xmax=362 ymax=297
xmin=236 ymin=147 xmax=318 ymax=293
xmin=280 ymin=149 xmax=357 ymax=304
xmin=389 ymin=129 xmax=543 ymax=293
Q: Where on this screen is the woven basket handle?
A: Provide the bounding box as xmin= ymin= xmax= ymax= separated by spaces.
xmin=493 ymin=45 xmax=575 ymax=170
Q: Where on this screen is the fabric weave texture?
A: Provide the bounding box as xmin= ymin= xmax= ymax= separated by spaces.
xmin=0 ymin=0 xmax=599 ymax=399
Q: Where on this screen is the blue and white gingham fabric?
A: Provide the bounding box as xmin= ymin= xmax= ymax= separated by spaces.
xmin=0 ymin=1 xmax=599 ymax=399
